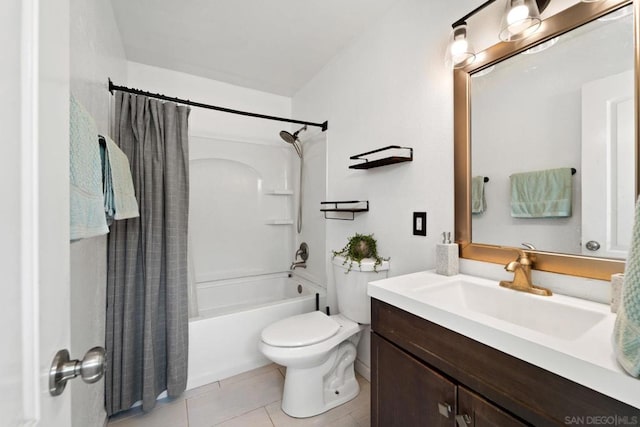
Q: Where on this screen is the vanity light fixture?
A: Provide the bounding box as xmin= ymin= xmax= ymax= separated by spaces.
xmin=447 ymin=0 xmax=498 ymax=69
xmin=448 ymin=0 xmax=550 ymax=69
xmin=449 ymin=23 xmax=476 ymax=68
xmin=499 ymin=0 xmax=542 ymax=41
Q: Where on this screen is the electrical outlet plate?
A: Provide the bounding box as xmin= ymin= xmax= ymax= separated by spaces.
xmin=413 ymin=212 xmax=427 ymax=236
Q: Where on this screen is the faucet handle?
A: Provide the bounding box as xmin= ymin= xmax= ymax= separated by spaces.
xmin=518 ymin=250 xmax=532 ymax=265
xmin=295 ymin=242 xmax=309 ymax=261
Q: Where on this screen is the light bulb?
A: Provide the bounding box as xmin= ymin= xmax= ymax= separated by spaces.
xmin=507 ymin=4 xmax=529 ymax=25
xmin=499 ymin=0 xmax=541 ymax=41
xmin=451 ymin=38 xmax=469 ymax=56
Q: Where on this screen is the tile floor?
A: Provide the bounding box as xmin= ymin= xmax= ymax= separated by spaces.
xmin=107 ymin=364 xmax=370 ymax=427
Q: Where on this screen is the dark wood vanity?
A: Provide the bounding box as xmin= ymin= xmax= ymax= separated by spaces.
xmin=371 ymin=299 xmax=639 ymax=426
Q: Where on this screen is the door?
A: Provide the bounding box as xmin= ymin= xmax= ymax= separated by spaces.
xmin=0 ymin=1 xmax=72 ymax=426
xmin=581 ymin=70 xmax=635 ymax=258
xmin=372 ymin=333 xmax=457 ymax=427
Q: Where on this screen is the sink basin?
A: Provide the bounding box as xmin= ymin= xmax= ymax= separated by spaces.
xmin=413 ymin=279 xmax=607 ymax=340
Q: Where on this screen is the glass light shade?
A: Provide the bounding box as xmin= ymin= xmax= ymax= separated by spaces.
xmin=448 ymin=24 xmax=476 ymax=68
xmin=499 ymin=0 xmax=542 ymax=42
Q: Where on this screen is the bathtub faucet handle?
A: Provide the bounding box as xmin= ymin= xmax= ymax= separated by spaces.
xmin=291 ymin=242 xmax=309 ymax=270
xmin=295 ymin=242 xmax=309 ymax=261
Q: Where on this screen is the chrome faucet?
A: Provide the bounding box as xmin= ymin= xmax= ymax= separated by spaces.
xmin=290 ymin=242 xmax=309 ymax=270
xmin=290 ymin=261 xmax=307 ymax=270
xmin=499 ymin=250 xmax=552 ymax=296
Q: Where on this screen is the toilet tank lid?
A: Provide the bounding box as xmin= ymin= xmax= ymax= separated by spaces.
xmin=261 ymin=311 xmax=340 ymax=347
xmin=332 ymin=255 xmax=389 ymax=272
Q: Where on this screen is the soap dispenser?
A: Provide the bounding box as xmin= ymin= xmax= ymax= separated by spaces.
xmin=436 ymin=232 xmax=459 ymax=276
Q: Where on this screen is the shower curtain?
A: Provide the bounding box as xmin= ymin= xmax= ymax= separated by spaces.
xmin=105 ymin=92 xmax=190 ymax=415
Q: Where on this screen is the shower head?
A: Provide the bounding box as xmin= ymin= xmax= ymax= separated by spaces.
xmin=279 ymin=125 xmax=306 ymax=158
xmin=279 ymin=130 xmax=297 ymax=144
xmin=280 ymin=125 xmax=307 ymax=144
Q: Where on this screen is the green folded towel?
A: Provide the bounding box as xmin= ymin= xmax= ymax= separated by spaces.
xmin=510 ymin=168 xmax=572 ymax=218
xmin=471 ymin=176 xmax=486 ymax=214
xmin=613 ymin=197 xmax=640 ymax=376
xmin=70 ymin=94 xmax=109 ymax=240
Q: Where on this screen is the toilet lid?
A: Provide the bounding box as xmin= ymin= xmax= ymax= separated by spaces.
xmin=261 ymin=311 xmax=340 ymax=347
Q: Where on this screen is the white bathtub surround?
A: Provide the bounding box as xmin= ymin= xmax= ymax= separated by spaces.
xmin=187 ymin=273 xmax=325 ymax=391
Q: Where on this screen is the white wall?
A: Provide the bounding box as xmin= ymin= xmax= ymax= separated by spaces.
xmin=69 ymin=0 xmax=127 ymax=425
xmin=292 ymin=0 xmax=478 ymax=373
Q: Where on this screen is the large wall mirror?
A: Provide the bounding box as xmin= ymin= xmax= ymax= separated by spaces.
xmin=454 ymin=0 xmax=638 ymax=280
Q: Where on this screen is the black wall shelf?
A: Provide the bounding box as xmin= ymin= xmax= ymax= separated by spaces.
xmin=349 ymin=145 xmax=413 ymax=169
xmin=320 ymin=201 xmax=369 ymax=221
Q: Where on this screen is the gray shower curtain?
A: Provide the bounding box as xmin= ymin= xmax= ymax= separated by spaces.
xmin=105 ymin=92 xmax=190 ymax=415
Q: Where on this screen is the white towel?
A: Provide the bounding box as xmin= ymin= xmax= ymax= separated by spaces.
xmin=70 ymin=95 xmax=109 ymax=240
xmin=101 ymin=135 xmax=139 ymax=221
xmin=613 ymin=197 xmax=640 ymax=376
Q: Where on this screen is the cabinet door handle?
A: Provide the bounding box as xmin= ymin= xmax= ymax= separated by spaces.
xmin=438 ymin=402 xmax=452 ymax=418
xmin=456 ymin=414 xmax=472 ymax=426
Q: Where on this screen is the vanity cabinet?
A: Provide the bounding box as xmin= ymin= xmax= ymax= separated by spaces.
xmin=372 ymin=332 xmax=456 ymax=426
xmin=371 ymin=299 xmax=639 ymax=427
xmin=372 ymin=332 xmax=525 ymax=426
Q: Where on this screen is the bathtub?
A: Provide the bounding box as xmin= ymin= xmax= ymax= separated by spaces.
xmin=187 ymin=272 xmax=326 ymax=390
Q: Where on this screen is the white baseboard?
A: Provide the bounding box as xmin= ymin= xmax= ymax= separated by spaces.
xmin=355 ymin=358 xmax=370 ymax=382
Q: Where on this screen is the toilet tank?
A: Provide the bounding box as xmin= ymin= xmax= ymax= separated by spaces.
xmin=332 ymin=255 xmax=389 ymax=324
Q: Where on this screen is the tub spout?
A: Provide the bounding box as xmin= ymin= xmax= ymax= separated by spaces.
xmin=290 ymin=261 xmax=306 ymax=270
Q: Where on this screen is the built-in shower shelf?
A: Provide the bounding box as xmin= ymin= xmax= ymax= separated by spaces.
xmin=349 ymin=145 xmax=413 ymax=169
xmin=320 ymin=201 xmax=369 ymax=221
xmin=265 ymin=189 xmax=294 ymax=195
xmin=265 ymin=219 xmax=294 ymax=225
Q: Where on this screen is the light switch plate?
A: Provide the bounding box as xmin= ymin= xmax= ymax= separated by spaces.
xmin=413 ymin=212 xmax=427 ymax=236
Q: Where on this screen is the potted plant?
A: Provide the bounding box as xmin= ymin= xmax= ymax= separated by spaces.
xmin=332 ymin=233 xmax=389 ymax=273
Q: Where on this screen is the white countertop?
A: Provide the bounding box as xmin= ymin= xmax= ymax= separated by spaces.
xmin=368 ymin=271 xmax=640 ymax=409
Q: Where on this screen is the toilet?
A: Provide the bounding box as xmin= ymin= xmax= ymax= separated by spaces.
xmin=259 ymin=255 xmax=389 ymax=418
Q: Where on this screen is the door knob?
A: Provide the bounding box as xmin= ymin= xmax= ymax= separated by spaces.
xmin=49 ymin=347 xmax=106 ymax=396
xmin=585 ymin=240 xmax=601 ymax=251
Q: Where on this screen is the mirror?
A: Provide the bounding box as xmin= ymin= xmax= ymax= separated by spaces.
xmin=454 ymin=0 xmax=637 ymax=280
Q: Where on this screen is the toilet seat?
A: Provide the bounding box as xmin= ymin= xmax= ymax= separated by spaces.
xmin=261 ymin=311 xmax=340 ymax=347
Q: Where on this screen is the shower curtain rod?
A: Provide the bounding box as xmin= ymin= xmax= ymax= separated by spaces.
xmin=108 ymin=78 xmax=328 ymax=131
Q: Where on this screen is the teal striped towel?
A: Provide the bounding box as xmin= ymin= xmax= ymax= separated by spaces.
xmin=613 ymin=197 xmax=640 ymax=376
xmin=471 ymin=176 xmax=486 ymax=214
xmin=100 ymin=136 xmax=139 ymax=222
xmin=510 ymin=168 xmax=572 ymax=218
xmin=70 ymin=95 xmax=108 ymax=240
